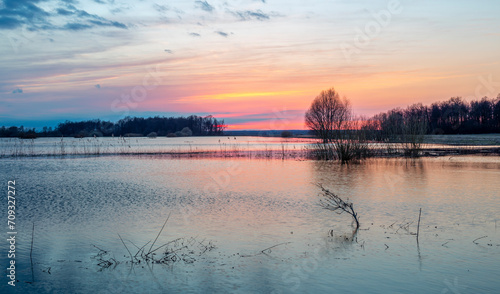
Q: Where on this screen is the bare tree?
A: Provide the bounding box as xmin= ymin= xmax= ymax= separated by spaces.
xmin=305 ymin=88 xmax=350 ymax=144
xmin=306 ymin=88 xmax=370 ymax=163
xmin=372 ymin=104 xmax=428 ymax=157
xmin=400 ymin=104 xmax=428 ymax=157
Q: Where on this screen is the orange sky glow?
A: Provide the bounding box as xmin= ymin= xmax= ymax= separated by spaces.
xmin=1 ymin=1 xmax=499 ymax=129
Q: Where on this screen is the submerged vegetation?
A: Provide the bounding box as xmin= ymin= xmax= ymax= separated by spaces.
xmin=305 ymin=88 xmax=372 ymax=163
xmin=93 ymin=237 xmax=217 ymax=270
xmin=0 ymin=135 xmax=499 ymax=159
xmin=368 ymin=103 xmax=429 ymax=158
xmin=305 ymin=88 xmax=500 ymax=161
xmin=317 ymin=184 xmax=360 ymax=230
xmin=92 ymin=215 xmax=217 ymax=270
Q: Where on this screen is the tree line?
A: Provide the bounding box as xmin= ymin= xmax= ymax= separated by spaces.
xmin=371 ymin=96 xmax=500 ymax=136
xmin=305 ymin=88 xmax=500 ymax=162
xmin=0 ymin=115 xmax=226 ymax=138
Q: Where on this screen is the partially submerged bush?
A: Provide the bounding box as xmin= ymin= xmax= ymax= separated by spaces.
xmin=317 ymin=184 xmax=359 ymax=229
xmin=305 ymin=88 xmax=371 ymax=164
xmin=92 ymin=215 xmax=216 ymax=270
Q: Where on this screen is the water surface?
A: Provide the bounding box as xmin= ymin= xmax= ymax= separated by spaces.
xmin=0 ymin=154 xmax=499 ymax=293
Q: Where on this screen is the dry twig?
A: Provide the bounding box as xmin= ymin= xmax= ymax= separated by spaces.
xmin=317 ymin=183 xmax=359 ymax=229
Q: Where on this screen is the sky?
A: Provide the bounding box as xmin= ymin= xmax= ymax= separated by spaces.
xmin=1 ymin=0 xmax=500 ymax=130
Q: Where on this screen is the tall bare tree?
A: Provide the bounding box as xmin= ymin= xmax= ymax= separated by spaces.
xmin=305 ymin=88 xmax=350 ymax=144
xmin=305 ymin=87 xmax=370 ymax=163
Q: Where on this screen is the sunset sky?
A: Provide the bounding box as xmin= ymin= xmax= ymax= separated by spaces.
xmin=1 ymin=0 xmax=500 ymax=130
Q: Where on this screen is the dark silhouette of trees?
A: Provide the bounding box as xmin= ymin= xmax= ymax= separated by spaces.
xmin=494 ymin=95 xmax=500 ymax=129
xmin=369 ymin=105 xmax=427 ymax=157
xmin=280 ymin=130 xmax=292 ymax=138
xmin=0 ymin=115 xmax=226 ymax=138
xmin=400 ymin=104 xmax=428 ymax=157
xmin=373 ymin=96 xmax=500 ymax=136
xmin=0 ymin=126 xmax=36 ymax=138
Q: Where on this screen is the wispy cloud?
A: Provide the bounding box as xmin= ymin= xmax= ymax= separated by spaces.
xmin=195 ymin=0 xmax=214 ymax=13
xmin=63 ymin=23 xmax=92 ymax=30
xmin=189 ymin=32 xmax=201 ymax=37
xmin=58 ymin=5 xmax=127 ymax=30
xmin=12 ymin=88 xmax=23 ymax=94
xmin=215 ymin=30 xmax=229 ymax=37
xmin=153 ymin=4 xmax=169 ymax=13
xmin=230 ymin=9 xmax=271 ymax=21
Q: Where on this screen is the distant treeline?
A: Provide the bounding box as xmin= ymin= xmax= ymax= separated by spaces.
xmin=0 ymin=115 xmax=226 ymax=138
xmin=369 ymin=96 xmax=500 ymax=136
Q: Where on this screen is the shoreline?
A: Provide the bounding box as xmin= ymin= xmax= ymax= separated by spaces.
xmin=1 ymin=146 xmax=499 ymax=160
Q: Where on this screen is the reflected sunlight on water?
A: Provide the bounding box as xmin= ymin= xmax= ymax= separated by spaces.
xmin=0 ymin=155 xmax=499 ymax=293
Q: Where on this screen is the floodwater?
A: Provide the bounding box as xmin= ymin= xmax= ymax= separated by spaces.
xmin=0 ymin=146 xmax=499 ymax=293
xmin=1 ymin=136 xmax=496 ymax=158
xmin=0 ymin=136 xmax=315 ymax=157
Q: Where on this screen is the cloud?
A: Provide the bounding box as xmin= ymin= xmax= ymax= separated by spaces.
xmin=164 ymin=49 xmax=173 ymax=54
xmin=56 ymin=8 xmax=73 ymax=16
xmin=0 ymin=0 xmax=127 ymax=31
xmin=153 ymin=4 xmax=169 ymax=13
xmin=0 ymin=0 xmax=50 ymax=29
xmin=63 ymin=23 xmax=92 ymax=30
xmin=88 ymin=20 xmax=127 ymax=29
xmin=0 ymin=16 xmax=23 ymax=29
xmin=12 ymin=88 xmax=23 ymax=94
xmin=58 ymin=5 xmax=127 ymax=30
xmin=189 ymin=32 xmax=201 ymax=37
xmin=195 ymin=0 xmax=214 ymax=13
xmin=94 ymin=84 xmax=100 ymax=89
xmin=215 ymin=31 xmax=229 ymax=37
xmin=93 ymin=0 xmax=116 ymax=4
xmin=230 ymin=9 xmax=271 ymax=21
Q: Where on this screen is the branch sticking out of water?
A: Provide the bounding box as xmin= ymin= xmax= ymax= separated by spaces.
xmin=241 ymin=242 xmax=292 ymax=257
xmin=118 ymin=234 xmax=136 ymax=263
xmin=316 ymin=184 xmax=359 ymax=229
xmin=147 ymin=212 xmax=171 ymax=257
xmin=416 ymin=208 xmax=422 ymax=243
xmin=30 ymin=222 xmax=35 ymax=284
xmin=473 ymin=236 xmax=488 ymax=244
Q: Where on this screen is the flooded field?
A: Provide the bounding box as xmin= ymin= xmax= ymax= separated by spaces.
xmin=0 ymin=137 xmax=315 ymax=158
xmin=1 ymin=152 xmax=499 ymax=293
xmin=1 ymin=136 xmax=499 ymax=159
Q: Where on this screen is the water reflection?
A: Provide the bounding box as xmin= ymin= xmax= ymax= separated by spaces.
xmin=0 ymin=156 xmax=498 ymax=293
